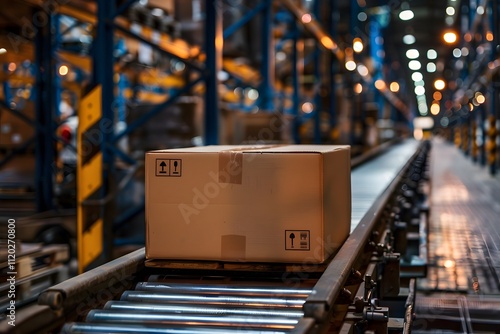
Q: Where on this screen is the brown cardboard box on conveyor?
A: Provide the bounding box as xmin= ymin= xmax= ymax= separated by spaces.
xmin=145 ymin=145 xmax=351 ymax=263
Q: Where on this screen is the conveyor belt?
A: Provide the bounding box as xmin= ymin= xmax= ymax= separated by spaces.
xmin=34 ymin=139 xmax=428 ymax=334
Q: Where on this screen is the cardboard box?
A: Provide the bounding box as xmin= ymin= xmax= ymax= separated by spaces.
xmin=145 ymin=145 xmax=351 ymax=263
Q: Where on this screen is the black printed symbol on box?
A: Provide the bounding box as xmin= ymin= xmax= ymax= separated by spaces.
xmin=285 ymin=230 xmax=310 ymax=250
xmin=156 ymin=159 xmax=182 ymax=177
xmin=170 ymin=159 xmax=182 ymax=176
xmin=156 ymin=159 xmax=170 ymax=176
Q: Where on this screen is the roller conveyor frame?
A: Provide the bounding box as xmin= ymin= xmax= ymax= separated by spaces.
xmin=30 ymin=139 xmax=430 ymax=334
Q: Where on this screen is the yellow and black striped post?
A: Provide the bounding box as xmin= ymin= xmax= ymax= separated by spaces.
xmin=454 ymin=126 xmax=461 ymax=148
xmin=471 ymin=119 xmax=477 ymax=162
xmin=77 ymin=85 xmax=104 ymax=273
xmin=486 ymin=115 xmax=498 ymax=174
xmin=462 ymin=123 xmax=469 ymax=154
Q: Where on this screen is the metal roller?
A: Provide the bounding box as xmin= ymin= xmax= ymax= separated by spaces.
xmin=104 ymin=301 xmax=304 ymax=318
xmin=135 ymin=282 xmax=312 ymax=298
xmin=62 ymin=323 xmax=288 ymax=334
xmin=120 ymin=291 xmax=306 ymax=308
xmin=86 ymin=310 xmax=298 ymax=329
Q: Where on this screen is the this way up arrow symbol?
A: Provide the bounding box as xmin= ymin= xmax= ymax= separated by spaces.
xmin=159 ymin=161 xmax=167 ymax=173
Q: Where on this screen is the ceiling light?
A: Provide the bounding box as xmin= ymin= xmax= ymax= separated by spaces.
xmin=446 ymin=6 xmax=455 ymax=16
xmin=406 ymin=49 xmax=419 ymax=59
xmin=430 ymin=103 xmax=440 ymax=115
xmin=390 ymin=82 xmax=400 ymax=92
xmin=374 ymin=79 xmax=386 ymax=90
xmin=434 ymin=79 xmax=446 ymax=90
xmin=411 ymin=72 xmax=423 ymax=81
xmin=415 ymin=86 xmax=425 ymax=95
xmin=409 ymin=60 xmax=421 ymax=70
xmin=345 ymin=60 xmax=356 ymax=71
xmin=357 ymin=64 xmax=369 ymax=76
xmin=320 ymin=36 xmax=335 ymax=50
xmin=0 ymin=48 xmax=6 ymax=54
xmin=427 ymin=62 xmax=436 ymax=72
xmin=353 ymin=38 xmax=364 ymax=53
xmin=358 ymin=12 xmax=367 ymax=22
xmin=399 ymin=9 xmax=414 ymax=21
xmin=302 ymin=102 xmax=314 ymax=113
xmin=443 ymin=31 xmax=458 ymax=43
xmin=476 ymin=92 xmax=485 ymax=104
xmin=453 ymin=48 xmax=461 ymax=58
xmin=403 ymin=34 xmax=416 ymax=45
xmin=477 ymin=6 xmax=484 ymax=15
xmin=301 ymin=13 xmax=312 ymax=23
xmin=427 ymin=49 xmax=437 ymax=59
xmin=59 ymin=65 xmax=69 ymax=76
xmin=354 ymin=83 xmax=363 ymax=94
xmin=418 ymin=103 xmax=428 ymax=115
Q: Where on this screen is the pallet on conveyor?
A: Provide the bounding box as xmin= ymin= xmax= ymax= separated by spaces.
xmin=9 ymin=139 xmax=430 ymax=334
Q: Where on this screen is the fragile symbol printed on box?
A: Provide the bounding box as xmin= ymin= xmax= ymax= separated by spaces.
xmin=285 ymin=230 xmax=310 ymax=250
xmin=156 ymin=159 xmax=182 ymax=177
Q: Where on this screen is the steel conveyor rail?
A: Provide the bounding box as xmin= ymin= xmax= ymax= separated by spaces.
xmin=34 ymin=139 xmax=426 ymax=334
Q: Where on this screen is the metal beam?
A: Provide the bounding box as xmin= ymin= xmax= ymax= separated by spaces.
xmin=34 ymin=11 xmax=55 ymax=212
xmin=204 ymin=0 xmax=222 ymax=145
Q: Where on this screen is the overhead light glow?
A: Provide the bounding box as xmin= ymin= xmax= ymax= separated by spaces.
xmin=430 ymin=103 xmax=440 ymax=115
xmin=321 ymin=36 xmax=335 ymax=50
xmin=411 ymin=72 xmax=423 ymax=81
xmin=399 ymin=9 xmax=414 ymax=21
xmin=345 ymin=60 xmax=356 ymax=71
xmin=390 ymin=82 xmax=400 ymax=92
xmin=434 ymin=79 xmax=446 ymax=90
xmin=59 ymin=65 xmax=69 ymax=76
xmin=476 ymin=93 xmax=485 ymax=104
xmin=443 ymin=31 xmax=458 ymax=43
xmin=301 ymin=13 xmax=312 ymax=23
xmin=403 ymin=34 xmax=416 ymax=45
xmin=453 ymin=48 xmax=462 ymax=58
xmin=0 ymin=48 xmax=6 ymax=54
xmin=353 ymin=38 xmax=364 ymax=53
xmin=358 ymin=12 xmax=367 ymax=22
xmin=354 ymin=83 xmax=363 ymax=94
xmin=374 ymin=79 xmax=386 ymax=90
xmin=427 ymin=62 xmax=436 ymax=72
xmin=409 ymin=60 xmax=421 ymax=70
xmin=418 ymin=103 xmax=428 ymax=114
xmin=357 ymin=64 xmax=369 ymax=77
xmin=446 ymin=6 xmax=455 ymax=16
xmin=477 ymin=6 xmax=484 ymax=15
xmin=406 ymin=49 xmax=419 ymax=59
xmin=427 ymin=49 xmax=437 ymax=59
xmin=415 ymin=85 xmax=425 ymax=95
xmin=302 ymin=102 xmax=314 ymax=113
